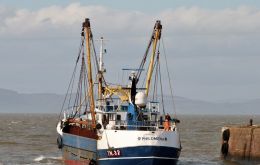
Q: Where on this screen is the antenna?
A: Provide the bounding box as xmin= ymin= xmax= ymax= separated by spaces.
xmin=97 ymin=37 xmax=108 ymax=73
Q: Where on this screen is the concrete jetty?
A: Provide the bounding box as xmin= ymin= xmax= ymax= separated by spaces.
xmin=221 ymin=120 xmax=260 ymax=161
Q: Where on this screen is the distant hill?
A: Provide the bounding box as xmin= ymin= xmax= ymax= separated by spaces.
xmin=0 ymin=88 xmax=64 ymax=113
xmin=172 ymin=96 xmax=260 ymax=115
xmin=0 ymin=88 xmax=259 ymax=114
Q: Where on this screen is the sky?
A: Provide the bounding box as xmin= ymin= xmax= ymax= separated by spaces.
xmin=1 ymin=0 xmax=260 ymax=101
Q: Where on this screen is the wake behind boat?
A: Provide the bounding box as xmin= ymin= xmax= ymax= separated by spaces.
xmin=56 ymin=18 xmax=181 ymax=165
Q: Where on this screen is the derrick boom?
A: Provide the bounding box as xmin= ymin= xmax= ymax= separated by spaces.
xmin=145 ymin=20 xmax=162 ymax=96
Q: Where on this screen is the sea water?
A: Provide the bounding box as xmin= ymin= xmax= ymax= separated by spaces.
xmin=0 ymin=113 xmax=259 ymax=165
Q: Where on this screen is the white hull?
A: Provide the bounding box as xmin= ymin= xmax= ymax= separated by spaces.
xmin=98 ymin=129 xmax=180 ymax=149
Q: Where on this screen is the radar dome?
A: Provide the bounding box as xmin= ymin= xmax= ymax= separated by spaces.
xmin=135 ymin=92 xmax=147 ymax=108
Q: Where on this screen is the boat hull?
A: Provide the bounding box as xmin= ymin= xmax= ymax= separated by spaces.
xmin=99 ymin=158 xmax=178 ymax=165
xmin=98 ymin=146 xmax=180 ymax=165
xmin=61 ymin=133 xmax=97 ymax=165
xmin=62 ymin=145 xmax=179 ymax=165
xmin=60 ymin=130 xmax=181 ymax=165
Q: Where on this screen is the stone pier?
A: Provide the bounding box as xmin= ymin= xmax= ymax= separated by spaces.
xmin=221 ymin=125 xmax=260 ymax=160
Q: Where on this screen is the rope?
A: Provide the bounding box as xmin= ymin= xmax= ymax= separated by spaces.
xmin=83 ymin=64 xmax=89 ymax=113
xmin=162 ymin=37 xmax=177 ymax=118
xmin=57 ymin=36 xmax=85 ymax=121
xmin=91 ymin=36 xmax=99 ymax=74
xmin=136 ymin=32 xmax=154 ymax=83
xmin=153 ymin=41 xmax=165 ymax=115
xmin=152 ymin=59 xmax=158 ymax=101
xmin=158 ymin=55 xmax=165 ymax=116
xmin=73 ymin=57 xmax=84 ymax=117
xmin=67 ymin=36 xmax=85 ymax=110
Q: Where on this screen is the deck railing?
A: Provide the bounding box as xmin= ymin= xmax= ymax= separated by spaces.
xmin=106 ymin=120 xmax=177 ymax=131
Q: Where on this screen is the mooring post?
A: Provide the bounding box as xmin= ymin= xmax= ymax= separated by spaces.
xmin=249 ymin=119 xmax=253 ymax=126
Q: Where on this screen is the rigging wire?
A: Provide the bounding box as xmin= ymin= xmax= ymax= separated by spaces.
xmin=140 ymin=48 xmax=157 ymax=90
xmin=152 ymin=59 xmax=158 ymax=101
xmin=157 ymin=41 xmax=166 ymax=115
xmin=91 ymin=42 xmax=98 ymax=80
xmin=136 ymin=32 xmax=154 ymax=83
xmin=158 ymin=52 xmax=166 ymax=116
xmin=161 ymin=37 xmax=177 ymax=118
xmin=90 ymin=44 xmax=98 ymax=100
xmin=58 ymin=36 xmax=85 ymax=121
xmin=91 ymin=36 xmax=100 ymax=73
xmin=73 ymin=54 xmax=85 ymax=117
xmin=153 ymin=41 xmax=165 ymax=115
xmin=140 ymin=69 xmax=148 ymax=89
xmin=147 ymin=43 xmax=161 ymax=99
xmin=58 ymin=60 xmax=78 ymax=120
xmin=83 ymin=63 xmax=90 ymax=113
xmin=152 ymin=43 xmax=161 ymax=102
xmin=67 ymin=36 xmax=85 ymax=109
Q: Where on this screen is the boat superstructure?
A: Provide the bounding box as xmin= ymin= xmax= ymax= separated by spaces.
xmin=57 ymin=18 xmax=181 ymax=165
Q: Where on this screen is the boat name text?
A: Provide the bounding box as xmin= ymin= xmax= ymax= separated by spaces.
xmin=137 ymin=136 xmax=167 ymax=141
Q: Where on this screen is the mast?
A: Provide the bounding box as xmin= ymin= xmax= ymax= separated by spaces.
xmin=145 ymin=20 xmax=162 ymax=96
xmin=83 ymin=18 xmax=96 ymax=127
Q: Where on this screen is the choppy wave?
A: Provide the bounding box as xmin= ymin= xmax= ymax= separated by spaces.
xmin=34 ymin=155 xmax=62 ymax=163
xmin=0 ymin=114 xmax=259 ymax=165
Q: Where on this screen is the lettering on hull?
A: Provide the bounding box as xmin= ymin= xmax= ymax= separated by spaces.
xmin=137 ymin=136 xmax=167 ymax=141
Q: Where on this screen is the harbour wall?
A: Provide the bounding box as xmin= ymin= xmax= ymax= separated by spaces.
xmin=221 ymin=125 xmax=260 ymax=160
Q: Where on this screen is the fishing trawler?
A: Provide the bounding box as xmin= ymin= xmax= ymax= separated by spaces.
xmin=56 ymin=18 xmax=181 ymax=165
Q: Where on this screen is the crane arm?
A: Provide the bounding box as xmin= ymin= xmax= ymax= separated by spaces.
xmin=136 ymin=20 xmax=162 ymax=96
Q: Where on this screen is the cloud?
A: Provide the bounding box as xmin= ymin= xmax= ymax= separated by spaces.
xmin=1 ymin=4 xmax=260 ymax=38
xmin=0 ymin=3 xmax=260 ymax=100
xmin=0 ymin=3 xmax=148 ymax=38
xmin=166 ymin=6 xmax=260 ymax=35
